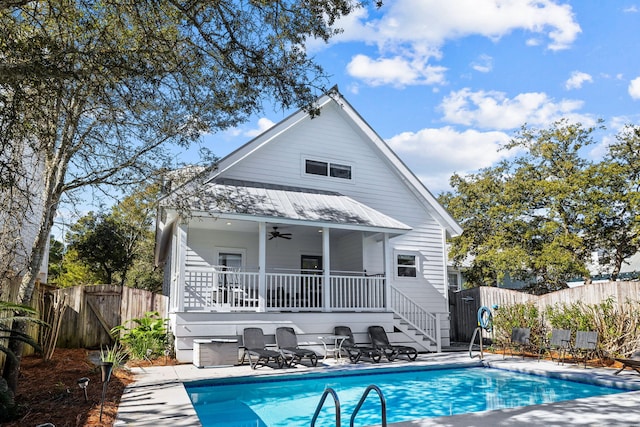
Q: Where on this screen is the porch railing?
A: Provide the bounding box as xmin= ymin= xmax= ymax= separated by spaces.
xmin=182 ymin=268 xmax=386 ymax=312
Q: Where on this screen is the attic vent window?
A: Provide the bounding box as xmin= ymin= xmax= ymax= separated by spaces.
xmin=305 ymin=159 xmax=352 ymax=180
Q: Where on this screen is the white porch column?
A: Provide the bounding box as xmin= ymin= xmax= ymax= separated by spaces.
xmin=322 ymin=226 xmax=330 ymax=312
xmin=176 ymin=223 xmax=187 ymax=311
xmin=383 ymin=233 xmax=392 ymax=310
xmin=258 ymin=222 xmax=267 ymax=312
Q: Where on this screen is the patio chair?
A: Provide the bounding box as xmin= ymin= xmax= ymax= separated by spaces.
xmin=334 ymin=326 xmax=382 ymax=363
xmin=569 ymin=331 xmax=599 ymax=368
xmin=538 ymin=328 xmax=571 ymax=364
xmin=242 ymin=328 xmax=285 ymax=369
xmin=367 ymin=325 xmax=418 ymax=361
xmin=614 ymin=350 xmax=640 ymax=376
xmin=275 ymin=327 xmax=318 ymax=367
xmin=504 ymin=327 xmax=534 ymax=359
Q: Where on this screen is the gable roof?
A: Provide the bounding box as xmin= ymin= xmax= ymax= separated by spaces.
xmin=202 ymin=87 xmax=462 ymax=237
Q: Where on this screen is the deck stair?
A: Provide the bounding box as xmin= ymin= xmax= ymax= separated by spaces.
xmin=390 ymin=286 xmax=441 ymax=353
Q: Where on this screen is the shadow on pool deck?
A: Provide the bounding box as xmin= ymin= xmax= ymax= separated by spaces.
xmin=114 ymin=352 xmax=640 ymax=427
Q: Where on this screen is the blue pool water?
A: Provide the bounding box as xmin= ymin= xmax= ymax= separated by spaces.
xmin=185 ymin=366 xmax=626 ymax=426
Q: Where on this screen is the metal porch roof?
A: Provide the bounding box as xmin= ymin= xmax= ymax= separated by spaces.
xmin=186 ymin=179 xmax=411 ymax=231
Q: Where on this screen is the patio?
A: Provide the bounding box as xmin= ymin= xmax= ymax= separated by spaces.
xmin=114 ymin=352 xmax=640 ymax=426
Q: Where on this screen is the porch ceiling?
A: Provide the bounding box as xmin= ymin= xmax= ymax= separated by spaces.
xmin=185 ymin=178 xmax=411 ymax=232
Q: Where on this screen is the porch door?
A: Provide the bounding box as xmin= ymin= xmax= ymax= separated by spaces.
xmin=301 ymin=255 xmax=322 ymax=308
xmin=216 ymin=251 xmax=243 ymax=304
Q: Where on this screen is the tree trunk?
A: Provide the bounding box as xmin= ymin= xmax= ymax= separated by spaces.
xmin=2 ymin=321 xmax=26 ymax=393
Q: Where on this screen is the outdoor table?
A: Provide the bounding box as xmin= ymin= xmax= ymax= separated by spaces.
xmin=317 ymin=335 xmax=349 ymax=362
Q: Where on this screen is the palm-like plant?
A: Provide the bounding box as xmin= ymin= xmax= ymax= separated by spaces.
xmin=0 ymin=301 xmax=45 ymax=363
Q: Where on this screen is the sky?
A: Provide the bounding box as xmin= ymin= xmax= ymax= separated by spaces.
xmin=190 ymin=0 xmax=640 ymax=196
xmin=53 ymin=1 xmax=640 ymax=237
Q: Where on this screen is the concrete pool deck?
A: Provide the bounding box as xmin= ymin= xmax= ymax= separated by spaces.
xmin=114 ymin=352 xmax=640 ymax=427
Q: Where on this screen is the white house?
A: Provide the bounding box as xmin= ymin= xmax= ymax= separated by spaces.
xmin=156 ymin=88 xmax=462 ymax=363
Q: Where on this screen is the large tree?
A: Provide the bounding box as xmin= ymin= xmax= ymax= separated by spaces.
xmin=56 ymin=183 xmax=162 ymax=289
xmin=582 ymin=125 xmax=640 ymax=280
xmin=440 ymin=120 xmax=640 ymax=293
xmin=0 ymin=0 xmax=369 ymax=392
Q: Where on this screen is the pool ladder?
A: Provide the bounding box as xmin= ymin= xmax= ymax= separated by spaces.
xmin=310 ymin=384 xmax=387 ymax=427
xmin=469 ymin=326 xmax=484 ymax=360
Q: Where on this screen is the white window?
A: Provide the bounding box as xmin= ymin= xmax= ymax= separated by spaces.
xmin=448 ymin=271 xmax=460 ymax=290
xmin=396 ymin=253 xmax=417 ymax=278
xmin=304 ymin=158 xmax=352 ymax=180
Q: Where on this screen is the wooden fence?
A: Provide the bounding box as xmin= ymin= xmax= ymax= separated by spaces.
xmin=450 ymin=281 xmax=640 ymax=342
xmin=52 ymin=284 xmax=167 ymax=348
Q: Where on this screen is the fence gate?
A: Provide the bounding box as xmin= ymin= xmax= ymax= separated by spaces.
xmin=83 ymin=287 xmax=122 ymax=348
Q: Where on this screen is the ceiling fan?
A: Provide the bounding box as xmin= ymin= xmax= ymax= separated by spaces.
xmin=269 ymin=226 xmax=292 ymax=240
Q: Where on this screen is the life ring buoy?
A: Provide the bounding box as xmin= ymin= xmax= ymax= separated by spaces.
xmin=477 ymin=306 xmax=493 ymax=331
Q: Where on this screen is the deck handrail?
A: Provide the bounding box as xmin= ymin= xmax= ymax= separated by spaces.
xmin=390 ymin=286 xmax=440 ymax=351
xmin=311 ymin=387 xmax=341 ymax=427
xmin=350 ymin=384 xmax=386 ymax=427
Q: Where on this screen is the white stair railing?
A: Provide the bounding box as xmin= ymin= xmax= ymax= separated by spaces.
xmin=390 ymin=286 xmax=441 ymax=352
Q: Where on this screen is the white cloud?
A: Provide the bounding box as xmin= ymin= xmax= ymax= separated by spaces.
xmin=565 ymin=71 xmax=593 ymax=90
xmin=439 ymin=88 xmax=594 ymax=130
xmin=471 ymin=54 xmax=493 ymax=73
xmin=624 ymin=6 xmax=638 ymax=13
xmin=346 ymin=54 xmax=447 ymax=87
xmin=387 ymin=126 xmax=513 ymax=193
xmin=629 ymin=77 xmax=640 ymax=100
xmin=339 ymin=0 xmax=580 ymax=87
xmin=245 ymin=118 xmax=276 ymax=137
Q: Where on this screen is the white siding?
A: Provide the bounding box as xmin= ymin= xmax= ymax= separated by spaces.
xmin=330 ymin=232 xmax=363 ymax=273
xmin=219 ymin=101 xmax=447 ymax=311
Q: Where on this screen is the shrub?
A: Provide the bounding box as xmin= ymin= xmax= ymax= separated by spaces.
xmin=111 ymin=311 xmax=168 ymax=360
xmin=492 ymin=302 xmax=543 ymax=349
xmin=544 ymin=297 xmax=640 ymax=357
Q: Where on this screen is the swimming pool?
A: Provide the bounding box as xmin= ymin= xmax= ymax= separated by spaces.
xmin=185 ymin=365 xmax=627 ymax=426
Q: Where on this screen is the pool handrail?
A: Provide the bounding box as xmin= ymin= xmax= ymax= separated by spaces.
xmin=311 ymin=387 xmax=341 ymax=427
xmin=469 ymin=326 xmax=484 ymax=360
xmin=350 ymin=384 xmax=387 ymax=427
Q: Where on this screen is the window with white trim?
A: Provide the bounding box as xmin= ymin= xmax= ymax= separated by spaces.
xmin=396 ymin=253 xmax=417 ymax=278
xmin=215 ymin=248 xmax=246 ymax=270
xmin=448 ymin=271 xmax=460 ymax=290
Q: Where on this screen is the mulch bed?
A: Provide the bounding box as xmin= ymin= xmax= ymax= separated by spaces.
xmin=4 ymin=348 xmax=177 ymax=427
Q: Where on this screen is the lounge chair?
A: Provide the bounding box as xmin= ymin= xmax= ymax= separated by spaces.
xmin=367 ymin=325 xmax=418 ymax=361
xmin=504 ymin=327 xmax=534 ymax=359
xmin=275 ymin=327 xmax=318 ymax=367
xmin=538 ymin=328 xmax=571 ymax=364
xmin=242 ymin=327 xmax=285 ymax=369
xmin=334 ymin=326 xmax=382 ymax=363
xmin=569 ymin=331 xmax=599 ymax=368
xmin=614 ymin=351 xmax=640 ymax=375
